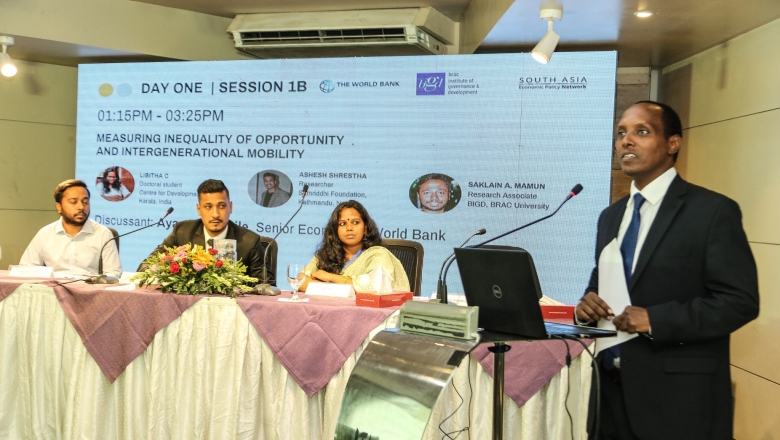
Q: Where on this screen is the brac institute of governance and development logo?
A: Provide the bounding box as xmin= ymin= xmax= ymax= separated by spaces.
xmin=319 ymin=80 xmax=335 ymax=93
xmin=416 ymin=73 xmax=446 ymax=95
xmin=98 ymin=83 xmax=133 ymax=97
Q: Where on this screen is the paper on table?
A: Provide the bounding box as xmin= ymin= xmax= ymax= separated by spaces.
xmin=594 ymin=238 xmax=638 ymax=355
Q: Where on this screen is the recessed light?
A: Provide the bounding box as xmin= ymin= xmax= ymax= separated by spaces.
xmin=634 ymin=11 xmax=653 ymax=18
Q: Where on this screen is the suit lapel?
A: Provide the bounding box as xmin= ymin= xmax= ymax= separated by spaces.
xmin=604 ymin=198 xmax=627 ymax=246
xmin=629 ymin=176 xmax=687 ymax=290
xmin=193 ymin=224 xmax=206 ymax=247
xmin=224 ymin=221 xmax=237 ymax=240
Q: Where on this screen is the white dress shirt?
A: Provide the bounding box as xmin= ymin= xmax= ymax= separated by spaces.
xmin=19 ymin=218 xmax=122 ymax=277
xmin=617 ymin=167 xmax=678 ymax=274
xmin=576 ymin=167 xmax=677 ymax=327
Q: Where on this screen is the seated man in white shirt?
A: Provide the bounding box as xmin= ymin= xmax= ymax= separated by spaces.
xmin=19 ymin=179 xmax=122 ymax=278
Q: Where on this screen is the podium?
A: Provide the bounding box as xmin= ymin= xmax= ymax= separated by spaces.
xmin=334 ymin=328 xmax=481 ymax=440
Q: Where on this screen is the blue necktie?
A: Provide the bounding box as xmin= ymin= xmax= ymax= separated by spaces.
xmin=603 ymin=193 xmax=645 ymax=371
xmin=620 ymin=193 xmax=646 ymax=285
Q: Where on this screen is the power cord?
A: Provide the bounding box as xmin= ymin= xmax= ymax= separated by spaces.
xmin=438 ymin=355 xmax=472 ymax=440
xmin=564 ymin=336 xmax=601 ymax=440
xmin=553 ymin=336 xmax=575 ymax=440
xmin=41 ymin=277 xmax=91 ymax=287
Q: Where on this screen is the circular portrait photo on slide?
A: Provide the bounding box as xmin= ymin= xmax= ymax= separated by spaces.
xmin=95 ymin=166 xmax=135 ymax=202
xmin=248 ymin=170 xmax=293 ymax=208
xmin=409 ymin=173 xmax=461 ymax=214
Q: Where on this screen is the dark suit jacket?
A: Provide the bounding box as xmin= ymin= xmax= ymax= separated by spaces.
xmin=586 ymin=175 xmax=759 ymax=440
xmin=138 ymin=219 xmax=274 ymax=285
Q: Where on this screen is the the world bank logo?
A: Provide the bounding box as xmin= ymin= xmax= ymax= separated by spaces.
xmin=319 ymin=80 xmax=335 ymax=93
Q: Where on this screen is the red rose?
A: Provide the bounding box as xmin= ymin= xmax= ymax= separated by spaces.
xmin=209 ymin=248 xmax=219 ymax=255
xmin=215 ymin=260 xmax=224 ymax=268
xmin=181 ymin=258 xmax=187 ymax=264
xmin=170 ymin=261 xmax=180 ymax=274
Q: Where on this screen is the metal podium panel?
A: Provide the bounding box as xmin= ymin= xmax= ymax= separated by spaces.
xmin=335 ymin=329 xmax=479 ymax=440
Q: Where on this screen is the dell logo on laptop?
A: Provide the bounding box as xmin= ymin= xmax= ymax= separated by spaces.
xmin=492 ymin=285 xmax=503 ymax=299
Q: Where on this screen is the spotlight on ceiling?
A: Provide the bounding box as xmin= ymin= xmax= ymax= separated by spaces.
xmin=634 ymin=11 xmax=653 ymax=18
xmin=531 ymin=5 xmax=563 ymax=64
xmin=0 ymin=36 xmax=17 ymax=78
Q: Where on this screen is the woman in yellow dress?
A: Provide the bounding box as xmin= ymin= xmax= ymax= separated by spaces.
xmin=299 ymin=200 xmax=410 ymax=292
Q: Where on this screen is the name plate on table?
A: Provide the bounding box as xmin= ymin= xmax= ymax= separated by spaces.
xmin=8 ymin=265 xmax=54 ymax=278
xmin=306 ymin=282 xmax=355 ymax=298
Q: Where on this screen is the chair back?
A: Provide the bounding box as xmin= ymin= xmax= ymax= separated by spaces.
xmin=260 ymin=236 xmax=278 ymax=284
xmin=108 ymin=227 xmax=120 ymax=252
xmin=382 ymin=239 xmax=424 ymax=296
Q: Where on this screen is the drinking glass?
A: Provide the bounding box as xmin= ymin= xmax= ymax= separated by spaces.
xmin=286 ymin=263 xmax=306 ymax=301
xmin=213 ymin=239 xmax=237 ymax=262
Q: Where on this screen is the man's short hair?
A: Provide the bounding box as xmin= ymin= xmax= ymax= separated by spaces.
xmin=197 ymin=179 xmax=230 ymax=199
xmin=635 ymin=100 xmax=683 ymax=139
xmin=635 ymin=100 xmax=683 ymax=162
xmin=54 ymin=179 xmax=90 ymax=203
xmin=263 ymin=172 xmax=279 ymax=185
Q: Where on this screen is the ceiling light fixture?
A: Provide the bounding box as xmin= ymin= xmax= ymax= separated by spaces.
xmin=0 ymin=36 xmax=17 ymax=78
xmin=634 ymin=11 xmax=653 ymax=18
xmin=531 ymin=5 xmax=563 ymax=64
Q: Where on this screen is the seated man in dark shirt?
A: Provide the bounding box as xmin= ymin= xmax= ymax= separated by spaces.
xmin=139 ymin=179 xmax=274 ymax=285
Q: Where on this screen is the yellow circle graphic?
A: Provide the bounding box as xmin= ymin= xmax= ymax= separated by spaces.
xmin=98 ymin=83 xmax=113 ymax=97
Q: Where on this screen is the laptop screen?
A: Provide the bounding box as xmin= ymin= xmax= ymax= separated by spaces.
xmin=454 ymin=247 xmax=549 ymax=337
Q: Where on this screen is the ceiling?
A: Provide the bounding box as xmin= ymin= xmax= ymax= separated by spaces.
xmin=5 ymin=0 xmax=780 ymax=68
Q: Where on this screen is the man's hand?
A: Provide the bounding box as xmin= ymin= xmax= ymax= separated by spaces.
xmin=576 ymin=292 xmax=613 ymax=323
xmin=613 ymin=306 xmax=650 ymax=334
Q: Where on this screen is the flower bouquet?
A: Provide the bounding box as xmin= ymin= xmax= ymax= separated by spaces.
xmin=131 ymin=244 xmax=258 ymax=297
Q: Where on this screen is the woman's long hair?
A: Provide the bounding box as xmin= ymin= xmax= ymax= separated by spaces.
xmin=314 ymin=200 xmax=382 ymax=274
xmin=101 ymin=167 xmax=122 ymax=194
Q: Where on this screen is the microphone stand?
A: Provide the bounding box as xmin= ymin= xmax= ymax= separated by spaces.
xmin=440 ymin=184 xmax=583 ymax=304
xmin=436 ymin=228 xmax=486 ymax=304
xmin=470 ymin=184 xmax=582 ymax=248
xmin=253 ymin=185 xmax=309 ymax=295
xmin=89 ymin=207 xmax=175 ymax=284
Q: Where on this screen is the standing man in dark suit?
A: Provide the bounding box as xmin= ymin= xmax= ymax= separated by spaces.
xmin=139 ymin=179 xmax=274 ymax=285
xmin=576 ymin=101 xmax=759 ymax=440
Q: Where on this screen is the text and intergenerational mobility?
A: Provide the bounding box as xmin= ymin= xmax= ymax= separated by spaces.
xmin=93 ymin=132 xmax=346 ymax=159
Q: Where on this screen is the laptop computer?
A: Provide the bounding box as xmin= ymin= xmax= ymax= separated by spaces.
xmin=454 ymin=247 xmax=616 ymax=340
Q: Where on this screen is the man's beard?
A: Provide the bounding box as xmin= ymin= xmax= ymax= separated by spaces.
xmin=62 ymin=211 xmax=89 ymax=226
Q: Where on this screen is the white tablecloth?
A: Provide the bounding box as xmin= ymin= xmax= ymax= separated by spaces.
xmin=0 ymin=284 xmax=592 ymax=439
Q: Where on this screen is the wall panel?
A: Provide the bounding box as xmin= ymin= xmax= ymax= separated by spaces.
xmin=684 ymin=110 xmax=780 ymax=245
xmin=731 ymin=366 xmax=780 ymax=440
xmin=664 ymin=18 xmax=780 ymax=128
xmin=731 ymin=243 xmax=780 ymax=384
xmin=663 ymin=16 xmax=780 ymax=440
xmin=0 ymin=61 xmax=76 ymax=269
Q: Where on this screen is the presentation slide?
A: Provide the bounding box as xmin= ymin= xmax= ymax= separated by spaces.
xmin=76 ymin=52 xmax=616 ymax=304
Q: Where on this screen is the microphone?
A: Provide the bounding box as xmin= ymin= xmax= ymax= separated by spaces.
xmin=470 ymin=184 xmax=582 ymax=248
xmin=253 ymin=184 xmax=309 ymax=295
xmin=439 ymin=185 xmax=582 ymax=304
xmin=89 ymin=207 xmax=174 ymax=284
xmin=436 ymin=228 xmax=486 ymax=304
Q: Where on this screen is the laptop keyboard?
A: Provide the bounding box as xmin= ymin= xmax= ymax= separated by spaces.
xmin=544 ymin=321 xmax=592 ymax=335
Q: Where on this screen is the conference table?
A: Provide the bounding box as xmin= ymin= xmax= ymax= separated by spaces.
xmin=0 ymin=274 xmax=593 ymax=440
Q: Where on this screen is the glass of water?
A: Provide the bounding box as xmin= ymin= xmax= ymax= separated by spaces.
xmin=287 ymin=263 xmax=306 ymax=301
xmin=213 ymin=239 xmax=237 ymax=262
